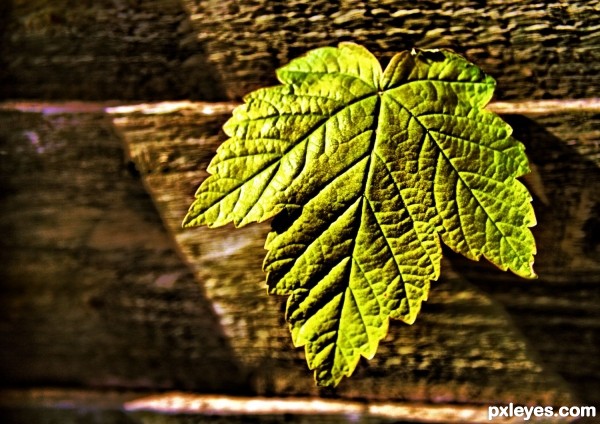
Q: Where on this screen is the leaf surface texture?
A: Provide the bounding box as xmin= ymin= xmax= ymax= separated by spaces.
xmin=184 ymin=43 xmax=536 ymax=386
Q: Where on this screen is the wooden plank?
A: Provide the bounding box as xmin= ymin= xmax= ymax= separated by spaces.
xmin=2 ymin=1 xmax=599 ymax=102
xmin=0 ymin=388 xmax=577 ymax=423
xmin=449 ymin=110 xmax=600 ymax=405
xmin=181 ymin=0 xmax=600 ymax=100
xmin=1 ymin=101 xmax=596 ymax=407
xmin=0 ymin=109 xmax=245 ymax=393
xmin=0 ymin=0 xmax=223 ymax=100
xmin=108 ymin=101 xmax=593 ymax=404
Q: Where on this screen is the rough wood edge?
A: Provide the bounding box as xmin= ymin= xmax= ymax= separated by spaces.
xmin=0 ymin=388 xmax=570 ymax=423
xmin=1 ymin=98 xmax=599 ymax=116
xmin=123 ymin=392 xmax=506 ymax=422
xmin=488 ymin=98 xmax=600 ymax=115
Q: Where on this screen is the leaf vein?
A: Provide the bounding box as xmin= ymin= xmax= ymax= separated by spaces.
xmin=405 ymin=104 xmax=529 ymax=263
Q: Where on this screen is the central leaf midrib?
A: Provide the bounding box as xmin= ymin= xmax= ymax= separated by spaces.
xmin=266 ymin=88 xmax=386 ymax=280
xmin=372 ymin=152 xmax=439 ymax=279
xmin=324 ymin=94 xmax=383 ymax=373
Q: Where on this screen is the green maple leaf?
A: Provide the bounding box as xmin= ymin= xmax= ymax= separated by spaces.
xmin=183 ymin=42 xmax=537 ymax=387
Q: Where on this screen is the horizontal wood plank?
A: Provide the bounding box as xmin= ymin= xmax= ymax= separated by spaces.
xmin=0 ymin=0 xmax=223 ymax=100
xmin=109 ymin=101 xmax=599 ymax=403
xmin=2 ymin=1 xmax=599 ymax=101
xmin=0 ymin=102 xmax=586 ymax=406
xmin=0 ymin=110 xmax=246 ymax=393
xmin=1 ymin=388 xmax=560 ymax=424
xmin=182 ymin=0 xmax=600 ymax=101
xmin=1 ymin=101 xmax=597 ymax=407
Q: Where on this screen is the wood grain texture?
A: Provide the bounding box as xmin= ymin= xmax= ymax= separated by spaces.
xmin=108 ymin=102 xmax=594 ymax=404
xmin=2 ymin=0 xmax=599 ymax=102
xmin=1 ymin=99 xmax=597 ymax=413
xmin=0 ymin=0 xmax=223 ymax=100
xmin=181 ymin=0 xmax=600 ymax=101
xmin=0 ymin=0 xmax=598 ymax=419
xmin=453 ymin=111 xmax=600 ymax=405
xmin=0 ymin=389 xmax=575 ymax=424
xmin=0 ymin=110 xmax=246 ymax=394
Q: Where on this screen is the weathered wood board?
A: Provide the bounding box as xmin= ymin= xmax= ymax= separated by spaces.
xmin=0 ymin=0 xmax=223 ymax=100
xmin=109 ymin=101 xmax=599 ymax=404
xmin=1 ymin=0 xmax=600 ymax=421
xmin=2 ymin=102 xmax=593 ymax=420
xmin=0 ymin=109 xmax=245 ymax=394
xmin=181 ymin=0 xmax=600 ymax=101
xmin=2 ymin=1 xmax=599 ymax=101
xmin=0 ymin=103 xmax=598 ymax=412
xmin=0 ymin=388 xmax=581 ymax=424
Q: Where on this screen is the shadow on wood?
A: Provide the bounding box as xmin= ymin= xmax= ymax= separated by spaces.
xmin=450 ymin=113 xmax=600 ymax=405
xmin=0 ymin=0 xmax=225 ymax=100
xmin=0 ymin=109 xmax=248 ymax=394
xmin=107 ymin=101 xmax=584 ymax=405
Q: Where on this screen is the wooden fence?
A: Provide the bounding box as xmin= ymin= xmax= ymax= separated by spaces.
xmin=1 ymin=1 xmax=598 ymax=422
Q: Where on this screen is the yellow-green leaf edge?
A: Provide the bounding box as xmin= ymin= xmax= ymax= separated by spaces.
xmin=183 ymin=42 xmax=537 ymax=387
